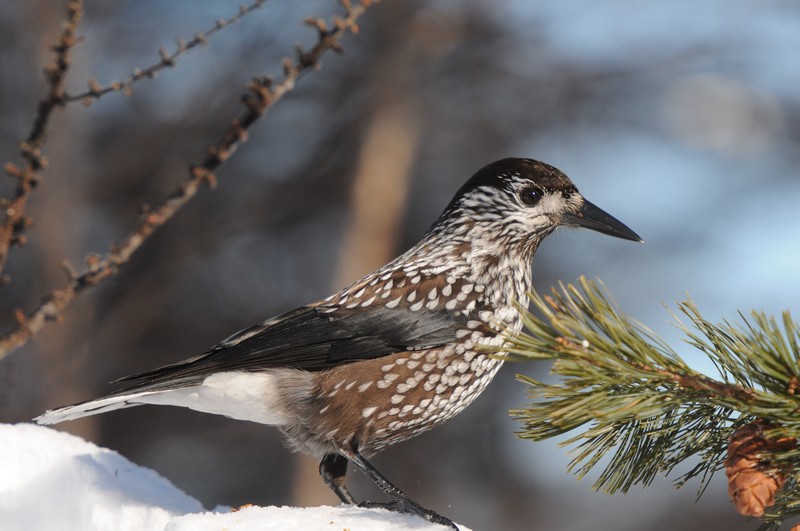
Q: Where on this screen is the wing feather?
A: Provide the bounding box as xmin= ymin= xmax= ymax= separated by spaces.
xmin=113 ymin=304 xmax=472 ymax=393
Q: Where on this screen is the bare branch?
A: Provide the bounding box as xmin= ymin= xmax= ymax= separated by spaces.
xmin=0 ymin=0 xmax=84 ymax=281
xmin=66 ymin=0 xmax=267 ymax=105
xmin=0 ymin=0 xmax=378 ymax=360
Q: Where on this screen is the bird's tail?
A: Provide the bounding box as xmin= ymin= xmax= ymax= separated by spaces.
xmin=35 ymin=391 xmax=158 ymax=425
xmin=35 ymin=370 xmax=304 ymax=427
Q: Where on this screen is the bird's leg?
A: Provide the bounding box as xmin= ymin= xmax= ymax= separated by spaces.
xmin=339 ymin=442 xmax=459 ymax=530
xmin=319 ymin=453 xmax=356 ymax=505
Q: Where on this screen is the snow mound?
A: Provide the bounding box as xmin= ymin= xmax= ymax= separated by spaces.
xmin=0 ymin=423 xmax=203 ymax=531
xmin=167 ymin=504 xmax=455 ymax=530
xmin=0 ymin=424 xmax=463 ymax=531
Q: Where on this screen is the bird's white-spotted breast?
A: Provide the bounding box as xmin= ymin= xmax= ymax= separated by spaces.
xmin=299 ymin=239 xmax=535 ymax=456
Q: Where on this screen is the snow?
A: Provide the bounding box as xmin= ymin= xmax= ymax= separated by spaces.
xmin=167 ymin=505 xmax=455 ymax=531
xmin=0 ymin=424 xmax=463 ymax=531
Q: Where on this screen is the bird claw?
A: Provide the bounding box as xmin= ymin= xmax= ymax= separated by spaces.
xmin=358 ymin=500 xmax=459 ymax=529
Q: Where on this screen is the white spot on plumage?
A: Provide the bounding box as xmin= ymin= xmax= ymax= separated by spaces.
xmin=362 ymin=406 xmax=377 ymax=418
xmin=410 ymin=300 xmax=424 ymax=311
xmin=219 ymin=324 xmax=265 ymax=347
xmin=361 ymin=296 xmax=376 ymax=307
xmin=385 ymin=296 xmax=402 ymax=309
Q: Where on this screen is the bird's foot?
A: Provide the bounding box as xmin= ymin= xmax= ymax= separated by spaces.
xmin=359 ymin=500 xmax=459 ymax=530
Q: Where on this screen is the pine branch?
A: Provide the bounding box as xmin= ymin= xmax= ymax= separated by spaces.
xmin=507 ymin=277 xmax=800 ymax=529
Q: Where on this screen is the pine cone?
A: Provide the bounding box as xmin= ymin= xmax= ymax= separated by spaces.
xmin=725 ymin=420 xmax=795 ymax=517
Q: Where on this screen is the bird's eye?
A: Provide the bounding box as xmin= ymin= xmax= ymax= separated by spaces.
xmin=519 ymin=187 xmax=542 ymax=206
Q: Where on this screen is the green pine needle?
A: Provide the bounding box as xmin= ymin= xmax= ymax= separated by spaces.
xmin=507 ymin=276 xmax=800 ymax=528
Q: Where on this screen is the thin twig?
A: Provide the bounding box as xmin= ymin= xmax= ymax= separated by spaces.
xmin=0 ymin=0 xmax=377 ymax=360
xmin=0 ymin=0 xmax=84 ymax=283
xmin=65 ymin=0 xmax=267 ymax=105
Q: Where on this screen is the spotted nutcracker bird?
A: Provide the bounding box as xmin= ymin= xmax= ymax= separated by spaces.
xmin=36 ymin=158 xmax=641 ymax=528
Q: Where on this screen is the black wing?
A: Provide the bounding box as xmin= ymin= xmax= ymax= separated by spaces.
xmin=114 ymin=304 xmax=471 ymax=392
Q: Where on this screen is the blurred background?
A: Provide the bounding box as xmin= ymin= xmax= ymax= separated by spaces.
xmin=1 ymin=1 xmax=799 ymax=529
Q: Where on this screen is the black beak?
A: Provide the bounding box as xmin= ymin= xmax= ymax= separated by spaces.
xmin=563 ymin=199 xmax=643 ymax=242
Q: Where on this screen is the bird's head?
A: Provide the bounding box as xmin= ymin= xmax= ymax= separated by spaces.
xmin=430 ymin=158 xmax=642 ymax=259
